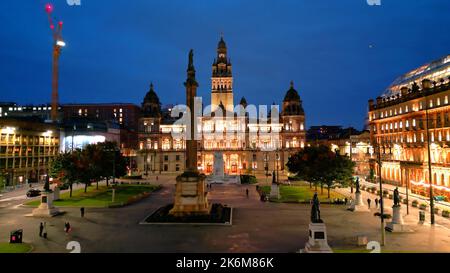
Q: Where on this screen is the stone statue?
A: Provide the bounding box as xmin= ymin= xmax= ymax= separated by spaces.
xmin=188 ymin=49 xmax=194 ymax=70
xmin=355 ymin=177 xmax=360 ymax=193
xmin=272 ymin=170 xmax=277 ymax=184
xmin=311 ymin=193 xmax=322 ymax=223
xmin=394 ymin=187 xmax=401 ymax=206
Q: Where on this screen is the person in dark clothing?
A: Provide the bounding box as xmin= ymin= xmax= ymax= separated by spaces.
xmin=43 ymin=222 xmax=47 ymax=239
xmin=65 ymin=222 xmax=71 ymax=234
xmin=375 ymin=198 xmax=379 ymax=208
xmin=39 ymin=222 xmax=44 ymax=237
xmin=367 ymin=198 xmax=372 ymax=209
xmin=246 ymin=189 xmax=249 ymax=197
xmin=80 ymin=207 xmax=85 ymax=218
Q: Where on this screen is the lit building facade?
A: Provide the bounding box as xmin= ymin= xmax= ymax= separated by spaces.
xmin=137 ymin=38 xmax=306 ymax=176
xmin=368 ymin=54 xmax=450 ymax=197
xmin=0 ymin=118 xmax=60 ymax=187
xmin=309 ymin=130 xmax=373 ymax=178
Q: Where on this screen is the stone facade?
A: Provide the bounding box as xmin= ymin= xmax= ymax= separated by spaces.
xmin=137 ymin=37 xmax=306 ymax=177
xmin=368 ymin=54 xmax=450 ymax=198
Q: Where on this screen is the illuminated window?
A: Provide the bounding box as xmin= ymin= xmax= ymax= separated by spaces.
xmin=412 ymin=119 xmax=416 ymax=127
xmin=445 ymin=96 xmax=448 ymax=104
xmin=406 ymin=120 xmax=409 ymax=128
xmin=405 ymin=105 xmax=409 ymax=112
xmin=399 ymin=121 xmax=403 ymax=129
xmin=430 ymin=100 xmax=433 ymax=108
xmin=437 ymin=98 xmax=441 ymax=106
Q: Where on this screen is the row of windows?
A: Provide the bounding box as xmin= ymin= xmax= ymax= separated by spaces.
xmin=373 ymin=95 xmax=450 ymax=120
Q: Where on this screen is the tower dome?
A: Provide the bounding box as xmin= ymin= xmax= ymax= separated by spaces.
xmin=282 ymin=81 xmax=304 ymax=116
xmin=142 ymin=83 xmax=161 ymax=117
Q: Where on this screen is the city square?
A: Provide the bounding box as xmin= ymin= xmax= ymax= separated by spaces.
xmin=1 ymin=0 xmax=450 ymax=260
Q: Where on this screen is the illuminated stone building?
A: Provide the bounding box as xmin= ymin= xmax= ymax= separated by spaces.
xmin=0 ymin=118 xmax=60 ymax=187
xmin=368 ymin=54 xmax=450 ymax=197
xmin=309 ymin=129 xmax=373 ymax=178
xmin=137 ymin=37 xmax=306 ymax=176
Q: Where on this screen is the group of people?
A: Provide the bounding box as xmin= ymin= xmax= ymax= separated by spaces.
xmin=366 ymin=198 xmax=382 ymax=209
xmin=38 ymin=207 xmax=86 ymax=239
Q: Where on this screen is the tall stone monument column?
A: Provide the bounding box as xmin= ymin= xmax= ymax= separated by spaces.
xmin=170 ymin=50 xmax=210 ymax=217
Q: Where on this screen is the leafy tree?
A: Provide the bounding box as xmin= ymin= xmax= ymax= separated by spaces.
xmin=97 ymin=142 xmax=127 ymax=187
xmin=79 ymin=144 xmax=103 ymax=192
xmin=49 ymin=152 xmax=79 ymax=197
xmin=287 ymin=146 xmax=355 ymax=198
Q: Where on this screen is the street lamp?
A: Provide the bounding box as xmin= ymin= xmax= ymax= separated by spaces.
xmin=375 ymin=139 xmax=386 ymax=246
xmin=423 ymin=79 xmax=435 ymax=225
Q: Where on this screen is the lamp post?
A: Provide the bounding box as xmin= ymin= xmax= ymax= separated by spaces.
xmin=423 ymin=80 xmax=435 ymax=225
xmin=375 ymin=140 xmax=386 ymax=246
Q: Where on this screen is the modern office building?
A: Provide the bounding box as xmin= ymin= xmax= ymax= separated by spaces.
xmin=0 ymin=117 xmax=60 ymax=188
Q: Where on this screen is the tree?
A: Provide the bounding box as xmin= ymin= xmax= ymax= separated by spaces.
xmin=286 ymin=146 xmax=330 ymax=191
xmin=97 ymin=142 xmax=127 ymax=187
xmin=49 ymin=152 xmax=79 ymax=197
xmin=287 ymin=146 xmax=355 ymax=198
xmin=78 ymin=144 xmax=103 ymax=192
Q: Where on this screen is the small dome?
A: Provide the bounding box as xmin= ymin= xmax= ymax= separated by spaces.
xmin=284 ymin=81 xmax=300 ymax=102
xmin=144 ymin=83 xmax=160 ymax=104
xmin=142 ymin=83 xmax=161 ymax=117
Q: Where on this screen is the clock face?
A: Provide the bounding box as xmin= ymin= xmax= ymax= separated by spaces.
xmin=219 ymin=53 xmax=225 ymax=58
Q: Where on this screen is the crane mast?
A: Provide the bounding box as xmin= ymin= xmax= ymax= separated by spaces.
xmin=45 ymin=3 xmax=65 ymax=122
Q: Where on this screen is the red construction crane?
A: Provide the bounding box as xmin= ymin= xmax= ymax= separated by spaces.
xmin=45 ymin=3 xmax=65 ymax=122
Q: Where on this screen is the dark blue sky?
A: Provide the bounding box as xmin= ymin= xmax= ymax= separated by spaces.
xmin=1 ymin=0 xmax=449 ymax=129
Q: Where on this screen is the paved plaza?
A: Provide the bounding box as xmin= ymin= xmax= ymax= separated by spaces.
xmin=1 ymin=175 xmax=450 ymax=253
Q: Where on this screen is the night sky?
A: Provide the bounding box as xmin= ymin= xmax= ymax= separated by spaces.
xmin=1 ymin=0 xmax=449 ymax=130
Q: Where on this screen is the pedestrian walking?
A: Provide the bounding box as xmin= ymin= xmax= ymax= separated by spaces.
xmin=344 ymin=198 xmax=348 ymax=205
xmin=43 ymin=222 xmax=47 ymax=239
xmin=375 ymin=198 xmax=379 ymax=208
xmin=65 ymin=222 xmax=71 ymax=234
xmin=246 ymin=188 xmax=249 ymax=197
xmin=39 ymin=222 xmax=44 ymax=237
xmin=367 ymin=198 xmax=372 ymax=209
xmin=80 ymin=207 xmax=85 ymax=218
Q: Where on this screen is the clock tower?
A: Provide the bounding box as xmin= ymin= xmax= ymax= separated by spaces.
xmin=211 ymin=35 xmax=234 ymax=112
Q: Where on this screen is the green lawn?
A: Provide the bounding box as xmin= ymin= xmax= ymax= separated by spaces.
xmin=0 ymin=243 xmax=33 ymax=253
xmin=261 ymin=184 xmax=345 ymax=203
xmin=25 ymin=184 xmax=160 ymax=208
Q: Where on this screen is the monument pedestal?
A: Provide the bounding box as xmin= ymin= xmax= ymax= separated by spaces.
xmin=52 ymin=186 xmax=60 ymax=201
xmin=169 ymin=173 xmax=210 ymax=217
xmin=302 ymin=222 xmax=333 ymax=253
xmin=350 ymin=192 xmax=369 ymax=212
xmin=32 ymin=193 xmax=60 ymax=217
xmin=270 ymin=183 xmax=280 ymax=200
xmin=385 ymin=205 xmax=414 ymax=233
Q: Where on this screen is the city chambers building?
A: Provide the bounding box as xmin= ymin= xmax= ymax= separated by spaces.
xmin=368 ymin=54 xmax=450 ymax=198
xmin=137 ymin=37 xmax=306 ymax=176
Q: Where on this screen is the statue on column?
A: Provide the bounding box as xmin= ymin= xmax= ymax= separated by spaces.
xmin=272 ymin=170 xmax=277 ymax=184
xmin=311 ymin=193 xmax=322 ymax=223
xmin=355 ymin=177 xmax=360 ymax=193
xmin=393 ymin=187 xmax=401 ymax=207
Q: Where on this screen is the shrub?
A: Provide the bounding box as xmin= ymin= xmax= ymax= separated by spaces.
xmin=122 ymin=175 xmax=143 ymax=180
xmin=434 ymin=207 xmax=440 ymax=215
xmin=374 ymin=212 xmax=392 ymax=219
xmin=402 ymin=198 xmax=408 ymax=205
xmin=388 ymin=194 xmax=393 ymax=200
xmin=240 ymin=175 xmax=258 ymax=184
xmin=412 ymin=200 xmax=419 ymax=207
xmin=442 ymin=210 xmax=450 ymax=218
xmin=419 ymin=203 xmax=428 ymax=210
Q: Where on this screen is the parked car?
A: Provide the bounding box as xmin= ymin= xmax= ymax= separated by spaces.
xmin=26 ymin=189 xmax=42 ymax=198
